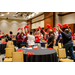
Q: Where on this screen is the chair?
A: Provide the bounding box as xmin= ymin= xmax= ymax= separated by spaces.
xmin=21 ymin=46 xmax=25 ymax=48
xmin=4 ymin=48 xmax=15 ymax=62
xmin=1 ymin=39 xmax=5 ymax=42
xmin=58 ymin=48 xmax=74 ymax=62
xmin=53 ymin=46 xmax=58 ymax=57
xmin=12 ymin=52 xmax=24 ymax=62
xmin=58 ymin=43 xmax=62 ymax=49
xmin=7 ymin=41 xmax=13 ymax=47
xmin=7 ymin=45 xmax=15 ymax=48
xmin=73 ymin=40 xmax=75 ymax=44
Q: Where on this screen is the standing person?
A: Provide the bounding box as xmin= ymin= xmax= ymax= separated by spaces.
xmin=16 ymin=30 xmax=24 ymax=48
xmin=24 ymin=28 xmax=35 ymax=47
xmin=9 ymin=31 xmax=13 ymax=40
xmin=73 ymin=33 xmax=75 ymax=40
xmin=58 ymin=27 xmax=75 ymax=60
xmin=55 ymin=31 xmax=62 ymax=46
xmin=5 ymin=33 xmax=11 ymax=42
xmin=47 ymin=30 xmax=54 ymax=48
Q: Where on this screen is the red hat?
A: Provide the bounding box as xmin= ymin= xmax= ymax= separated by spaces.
xmin=46 ymin=24 xmax=51 ymax=28
xmin=57 ymin=24 xmax=62 ymax=27
xmin=27 ymin=26 xmax=29 ymax=28
xmin=38 ymin=26 xmax=41 ymax=29
xmin=64 ymin=24 xmax=69 ymax=28
xmin=17 ymin=28 xmax=20 ymax=31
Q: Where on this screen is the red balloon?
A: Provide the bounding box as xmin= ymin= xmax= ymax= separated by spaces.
xmin=2 ymin=32 xmax=4 ymax=34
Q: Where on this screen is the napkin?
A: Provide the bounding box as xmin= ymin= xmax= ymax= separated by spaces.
xmin=16 ymin=50 xmax=23 ymax=52
xmin=48 ymin=48 xmax=53 ymax=50
xmin=33 ymin=48 xmax=38 ymax=50
xmin=27 ymin=52 xmax=34 ymax=57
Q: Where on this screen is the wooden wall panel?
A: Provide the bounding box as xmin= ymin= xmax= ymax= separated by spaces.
xmin=44 ymin=12 xmax=54 ymax=30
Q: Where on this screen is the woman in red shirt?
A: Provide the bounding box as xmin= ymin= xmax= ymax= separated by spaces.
xmin=73 ymin=33 xmax=75 ymax=40
xmin=16 ymin=30 xmax=25 ymax=48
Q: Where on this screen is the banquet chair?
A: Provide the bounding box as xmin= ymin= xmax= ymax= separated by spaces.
xmin=4 ymin=48 xmax=15 ymax=62
xmin=58 ymin=48 xmax=74 ymax=62
xmin=1 ymin=39 xmax=5 ymax=42
xmin=58 ymin=43 xmax=62 ymax=49
xmin=12 ymin=52 xmax=24 ymax=62
xmin=7 ymin=41 xmax=13 ymax=46
xmin=73 ymin=40 xmax=75 ymax=44
xmin=7 ymin=45 xmax=15 ymax=48
xmin=21 ymin=46 xmax=25 ymax=48
xmin=53 ymin=46 xmax=58 ymax=57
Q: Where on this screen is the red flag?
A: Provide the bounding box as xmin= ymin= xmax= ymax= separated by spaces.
xmin=38 ymin=26 xmax=41 ymax=29
xmin=46 ymin=24 xmax=51 ymax=28
xmin=17 ymin=28 xmax=20 ymax=31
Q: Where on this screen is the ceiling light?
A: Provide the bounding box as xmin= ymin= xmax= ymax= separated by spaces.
xmin=1 ymin=14 xmax=4 ymax=16
xmin=7 ymin=12 xmax=9 ymax=14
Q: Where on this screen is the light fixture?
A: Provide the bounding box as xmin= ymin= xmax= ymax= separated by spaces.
xmin=7 ymin=12 xmax=9 ymax=15
xmin=1 ymin=14 xmax=4 ymax=16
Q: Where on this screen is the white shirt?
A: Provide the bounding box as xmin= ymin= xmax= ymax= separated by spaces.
xmin=27 ymin=34 xmax=35 ymax=46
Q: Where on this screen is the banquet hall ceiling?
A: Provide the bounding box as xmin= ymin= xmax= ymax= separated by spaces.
xmin=0 ymin=12 xmax=44 ymax=20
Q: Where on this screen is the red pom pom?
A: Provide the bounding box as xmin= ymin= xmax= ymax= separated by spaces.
xmin=53 ymin=27 xmax=55 ymax=32
xmin=46 ymin=24 xmax=51 ymax=28
xmin=27 ymin=26 xmax=29 ymax=28
xmin=50 ymin=27 xmax=52 ymax=30
xmin=24 ymin=26 xmax=27 ymax=28
xmin=17 ymin=28 xmax=20 ymax=31
xmin=2 ymin=32 xmax=4 ymax=34
xmin=57 ymin=24 xmax=62 ymax=27
xmin=35 ymin=29 xmax=38 ymax=31
xmin=64 ymin=24 xmax=69 ymax=28
xmin=38 ymin=26 xmax=41 ymax=29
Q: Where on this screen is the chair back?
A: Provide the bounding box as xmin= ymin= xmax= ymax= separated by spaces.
xmin=1 ymin=39 xmax=5 ymax=42
xmin=58 ymin=43 xmax=62 ymax=49
xmin=73 ymin=40 xmax=75 ymax=44
xmin=7 ymin=45 xmax=15 ymax=48
xmin=7 ymin=41 xmax=13 ymax=46
xmin=12 ymin=52 xmax=24 ymax=62
xmin=53 ymin=46 xmax=58 ymax=54
xmin=5 ymin=48 xmax=15 ymax=57
xmin=58 ymin=48 xmax=66 ymax=58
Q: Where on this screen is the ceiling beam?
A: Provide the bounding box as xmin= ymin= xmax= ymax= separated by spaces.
xmin=58 ymin=12 xmax=75 ymax=16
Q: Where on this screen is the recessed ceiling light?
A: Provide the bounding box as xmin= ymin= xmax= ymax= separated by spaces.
xmin=1 ymin=14 xmax=4 ymax=16
xmin=7 ymin=12 xmax=9 ymax=14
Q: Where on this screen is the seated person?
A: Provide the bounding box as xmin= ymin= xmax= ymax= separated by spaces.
xmin=47 ymin=30 xmax=54 ymax=48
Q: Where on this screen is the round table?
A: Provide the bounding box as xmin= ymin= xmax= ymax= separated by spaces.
xmin=0 ymin=43 xmax=6 ymax=54
xmin=17 ymin=47 xmax=58 ymax=62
